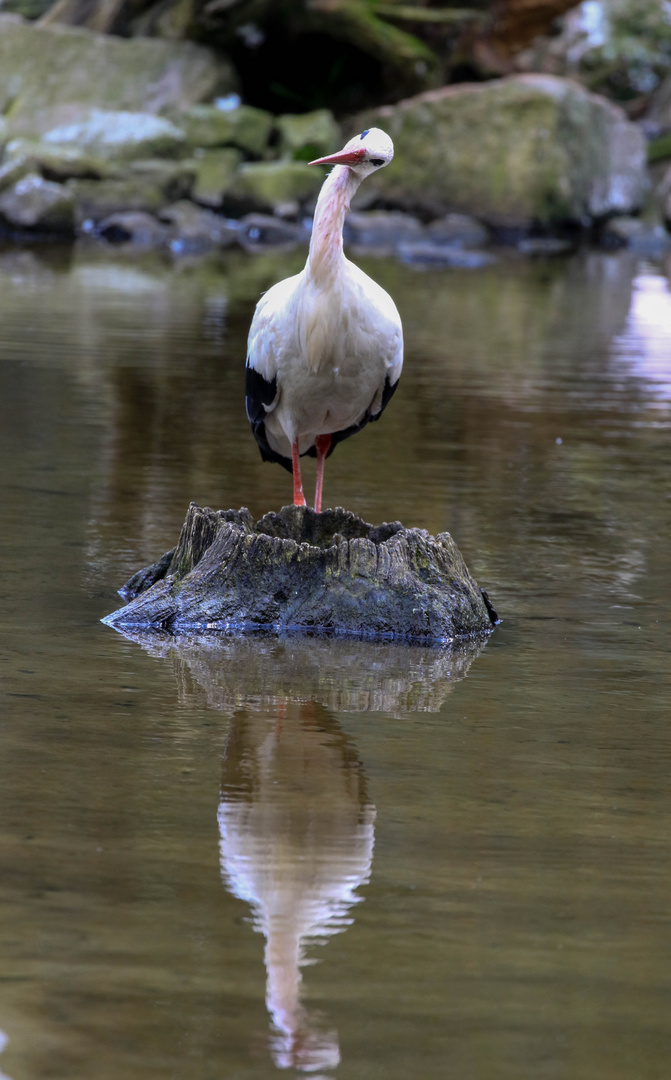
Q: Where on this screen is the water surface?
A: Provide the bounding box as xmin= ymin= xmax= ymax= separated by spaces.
xmin=1 ymin=241 xmax=670 ymax=1079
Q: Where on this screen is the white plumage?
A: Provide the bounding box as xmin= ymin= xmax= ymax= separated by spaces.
xmin=245 ymin=127 xmax=403 ymax=511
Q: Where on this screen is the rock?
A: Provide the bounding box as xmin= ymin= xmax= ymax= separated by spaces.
xmin=599 ymin=216 xmax=671 ymax=255
xmin=354 ymin=74 xmax=647 ymax=230
xmin=661 ymin=197 xmax=671 ymax=235
xmin=103 ymin=502 xmax=498 ymax=643
xmin=516 ymin=237 xmax=575 ymax=256
xmin=273 ymin=201 xmax=301 ymax=221
xmin=238 ymin=213 xmax=307 ymax=252
xmin=660 ymin=172 xmax=671 ymax=232
xmin=647 ymin=75 xmax=671 ymax=136
xmin=276 ymin=109 xmax=341 ymax=161
xmin=126 ymin=157 xmax=197 ymax=192
xmin=42 ymin=110 xmax=187 ymax=163
xmin=343 ymin=210 xmax=424 ymax=253
xmin=225 ymin=161 xmax=323 ymax=215
xmin=397 ymin=241 xmax=497 ymax=269
xmin=0 ymin=172 xmax=75 ymax=232
xmin=66 ymin=165 xmax=192 ymax=225
xmin=647 ymin=132 xmax=671 ymax=165
xmin=159 ymin=200 xmax=239 ymax=254
xmin=177 ymin=103 xmax=273 ymax=157
xmin=3 ymin=137 xmax=112 ymax=181
xmin=426 ymin=212 xmax=490 ymax=248
xmin=97 ymin=211 xmax=170 ymax=246
xmin=0 ymin=15 xmax=235 ymax=137
xmin=0 ymin=156 xmax=35 ymax=195
xmin=191 ymin=148 xmax=242 ymax=208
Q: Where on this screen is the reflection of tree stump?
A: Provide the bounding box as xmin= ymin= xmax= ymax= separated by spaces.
xmin=103 ymin=503 xmax=498 ymax=643
xmin=114 ymin=632 xmax=489 ymax=715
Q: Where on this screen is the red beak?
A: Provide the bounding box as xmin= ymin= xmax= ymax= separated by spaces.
xmin=308 ymin=147 xmax=367 ymax=167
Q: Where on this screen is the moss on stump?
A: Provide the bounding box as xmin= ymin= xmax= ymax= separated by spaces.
xmin=103 ymin=503 xmax=498 ymax=644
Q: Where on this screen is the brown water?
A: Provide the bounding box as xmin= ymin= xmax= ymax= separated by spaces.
xmin=1 ymin=241 xmax=670 ymax=1079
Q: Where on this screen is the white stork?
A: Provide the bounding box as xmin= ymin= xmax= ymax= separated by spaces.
xmin=245 ymin=127 xmax=403 ymax=512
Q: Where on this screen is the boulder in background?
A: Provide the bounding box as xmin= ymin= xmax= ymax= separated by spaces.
xmin=354 ymin=74 xmax=647 ymax=229
xmin=177 ymin=103 xmax=273 ymax=157
xmin=66 ymin=159 xmax=195 ymax=224
xmin=0 ymin=15 xmax=235 ymax=137
xmin=276 ymin=110 xmax=342 ymax=161
xmin=0 ymin=172 xmax=75 ymax=231
xmin=3 ymin=137 xmax=112 ymax=180
xmin=191 ymin=148 xmax=242 ymax=209
xmin=42 ymin=110 xmax=187 ymax=162
xmin=225 ymin=161 xmax=323 ymax=215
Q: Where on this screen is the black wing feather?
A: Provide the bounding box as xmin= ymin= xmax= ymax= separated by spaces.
xmin=245 ymin=363 xmax=293 ymax=473
xmin=245 ymin=364 xmax=276 ymax=425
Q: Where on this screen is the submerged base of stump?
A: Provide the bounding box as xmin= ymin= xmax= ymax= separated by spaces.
xmin=103 ymin=503 xmax=498 ymax=644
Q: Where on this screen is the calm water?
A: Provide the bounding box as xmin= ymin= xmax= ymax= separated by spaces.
xmin=1 ymin=240 xmax=670 ymax=1079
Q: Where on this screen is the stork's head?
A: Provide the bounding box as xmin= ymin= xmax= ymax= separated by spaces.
xmin=309 ymin=128 xmax=393 ymax=178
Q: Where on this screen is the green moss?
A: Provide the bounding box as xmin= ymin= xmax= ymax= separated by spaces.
xmin=648 ymin=132 xmax=671 ymax=162
xmin=355 ymin=75 xmax=645 ymax=227
xmin=277 ymin=110 xmax=341 ymax=160
xmin=177 ymin=104 xmax=273 ymax=157
xmin=0 ymin=16 xmax=234 ymax=138
xmin=228 ymin=161 xmax=323 ymax=209
xmin=191 ymin=148 xmax=241 ymax=207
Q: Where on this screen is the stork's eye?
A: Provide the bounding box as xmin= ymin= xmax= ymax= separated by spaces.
xmin=370 ymin=157 xmax=385 ymax=167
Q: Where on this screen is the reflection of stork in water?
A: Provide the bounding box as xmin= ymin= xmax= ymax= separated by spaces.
xmin=0 ymin=1031 xmax=13 ymax=1080
xmin=218 ymin=702 xmax=375 ymax=1072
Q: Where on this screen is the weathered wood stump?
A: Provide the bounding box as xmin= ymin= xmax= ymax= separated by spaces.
xmin=103 ymin=503 xmax=498 ymax=644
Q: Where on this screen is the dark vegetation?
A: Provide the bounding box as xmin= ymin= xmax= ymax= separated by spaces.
xmin=8 ymin=0 xmax=583 ymax=114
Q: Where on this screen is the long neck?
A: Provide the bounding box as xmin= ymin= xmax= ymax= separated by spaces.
xmin=307 ymin=165 xmax=361 ymax=283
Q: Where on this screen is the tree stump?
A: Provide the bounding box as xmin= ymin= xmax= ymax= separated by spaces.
xmin=103 ymin=503 xmax=498 ymax=644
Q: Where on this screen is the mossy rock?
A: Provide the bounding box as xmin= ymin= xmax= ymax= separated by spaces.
xmin=3 ymin=138 xmax=113 ymax=181
xmin=103 ymin=503 xmax=498 ymax=644
xmin=225 ymin=161 xmax=323 ymax=213
xmin=276 ymin=109 xmax=341 ymax=161
xmin=191 ymin=147 xmax=241 ymax=208
xmin=66 ymin=161 xmax=195 ymax=224
xmin=0 ymin=16 xmax=235 ymax=137
xmin=0 ymin=172 xmax=75 ymax=232
xmin=159 ymin=199 xmax=239 ymax=252
xmin=0 ymin=156 xmax=34 ymax=195
xmin=42 ymin=110 xmax=187 ymax=163
xmin=353 ymin=74 xmax=647 ymax=229
xmin=177 ymin=104 xmax=273 ymax=157
xmin=648 ymin=132 xmax=671 ymax=164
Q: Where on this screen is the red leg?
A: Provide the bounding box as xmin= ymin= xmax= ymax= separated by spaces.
xmin=291 ymin=439 xmax=306 ymax=506
xmin=314 ymin=434 xmax=331 ymax=513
